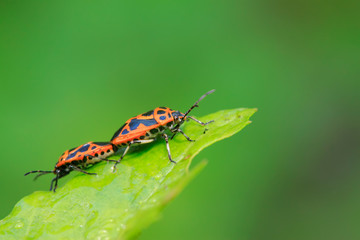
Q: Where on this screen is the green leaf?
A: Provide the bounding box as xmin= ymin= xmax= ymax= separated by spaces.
xmin=0 ymin=108 xmax=256 ymax=240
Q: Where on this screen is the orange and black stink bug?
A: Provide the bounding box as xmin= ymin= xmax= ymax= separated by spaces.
xmin=25 ymin=142 xmax=118 ymax=192
xmin=110 ymin=89 xmax=215 ymax=170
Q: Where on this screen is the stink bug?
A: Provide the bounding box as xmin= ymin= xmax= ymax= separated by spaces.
xmin=25 ymin=142 xmax=118 ymax=192
xmin=110 ymin=89 xmax=215 ymax=170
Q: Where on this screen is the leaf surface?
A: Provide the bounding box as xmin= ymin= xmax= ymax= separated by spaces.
xmin=0 ymin=108 xmax=256 ymax=240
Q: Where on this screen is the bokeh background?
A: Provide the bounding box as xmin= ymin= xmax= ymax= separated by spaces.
xmin=1 ymin=1 xmax=359 ymax=239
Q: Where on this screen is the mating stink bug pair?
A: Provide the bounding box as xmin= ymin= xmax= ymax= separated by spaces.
xmin=25 ymin=90 xmax=215 ymax=192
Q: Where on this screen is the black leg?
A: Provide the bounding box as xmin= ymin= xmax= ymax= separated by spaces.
xmin=85 ymin=154 xmax=120 ymax=164
xmin=69 ymin=165 xmax=97 ymax=175
xmin=54 ymin=175 xmax=59 ymax=192
xmin=49 ymin=177 xmax=56 ymax=192
xmin=99 ymin=159 xmax=120 ymax=163
xmin=113 ymin=143 xmax=131 ymax=172
xmin=50 ymin=174 xmax=60 ymax=192
xmin=176 ymin=128 xmax=195 ymax=142
xmin=163 ymin=133 xmax=176 ymax=164
xmin=188 ymin=116 xmax=214 ymax=126
xmin=112 ymin=139 xmax=155 ymax=172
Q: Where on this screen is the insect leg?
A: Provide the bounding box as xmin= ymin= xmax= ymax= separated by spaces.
xmin=54 ymin=175 xmax=60 ymax=192
xmin=49 ymin=177 xmax=56 ymax=192
xmin=99 ymin=159 xmax=120 ymax=163
xmin=163 ymin=133 xmax=177 ymax=164
xmin=69 ymin=165 xmax=97 ymax=175
xmin=176 ymin=128 xmax=195 ymax=142
xmin=112 ymin=139 xmax=156 ymax=172
xmin=50 ymin=174 xmax=60 ymax=192
xmin=113 ymin=143 xmax=131 ymax=172
xmin=188 ymin=116 xmax=214 ymax=126
xmin=133 ymin=139 xmax=155 ymax=144
xmin=84 ymin=154 xmax=119 ymax=164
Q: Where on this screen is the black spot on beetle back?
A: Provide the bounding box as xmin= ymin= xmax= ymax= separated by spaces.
xmin=93 ymin=142 xmax=111 ymax=146
xmin=150 ymin=128 xmax=158 ymax=134
xmin=72 ymin=160 xmax=81 ymax=166
xmin=128 ymin=118 xmax=158 ymax=131
xmin=66 ymin=144 xmax=90 ymax=159
xmin=111 ymin=123 xmax=126 ymax=141
xmin=157 ymin=110 xmax=166 ymax=114
xmin=78 ymin=144 xmax=90 ymax=152
xmin=142 ymin=110 xmax=154 ymax=116
xmin=68 ymin=147 xmax=76 ymax=152
xmin=112 ymin=144 xmax=118 ymax=152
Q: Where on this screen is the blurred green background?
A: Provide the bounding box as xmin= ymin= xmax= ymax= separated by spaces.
xmin=1 ymin=0 xmax=359 ymax=239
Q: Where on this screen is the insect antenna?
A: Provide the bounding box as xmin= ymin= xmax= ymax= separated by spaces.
xmin=171 ymin=89 xmax=215 ymax=140
xmin=182 ymin=89 xmax=215 ymax=119
xmin=34 ymin=171 xmax=53 ymax=181
xmin=25 ymin=170 xmax=53 ymax=181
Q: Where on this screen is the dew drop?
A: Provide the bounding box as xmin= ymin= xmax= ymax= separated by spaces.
xmin=15 ymin=221 xmax=23 ymax=229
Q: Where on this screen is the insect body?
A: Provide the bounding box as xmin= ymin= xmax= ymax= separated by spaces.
xmin=110 ymin=89 xmax=215 ymax=169
xmin=25 ymin=142 xmax=118 ymax=192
